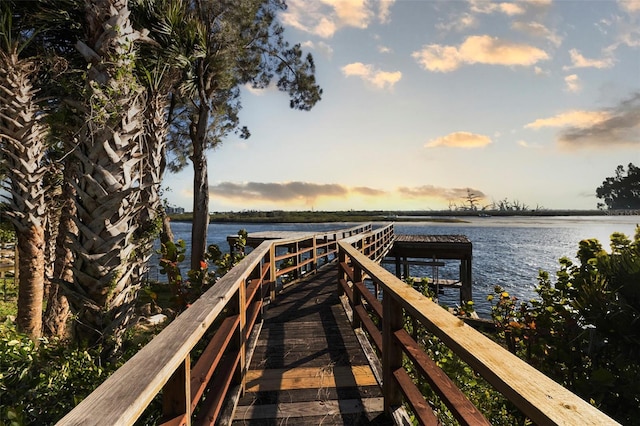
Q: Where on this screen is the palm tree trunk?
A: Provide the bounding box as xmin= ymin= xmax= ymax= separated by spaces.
xmin=131 ymin=91 xmax=170 ymax=283
xmin=68 ymin=0 xmax=146 ymax=352
xmin=16 ymin=226 xmax=45 ymax=338
xmin=43 ymin=179 xmax=75 ymax=337
xmin=0 ymin=47 xmax=48 ymax=340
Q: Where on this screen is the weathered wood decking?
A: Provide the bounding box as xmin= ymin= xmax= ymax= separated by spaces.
xmin=232 ymin=266 xmax=393 ymax=425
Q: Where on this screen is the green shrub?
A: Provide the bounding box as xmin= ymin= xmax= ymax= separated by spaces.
xmin=0 ymin=321 xmax=111 ymax=425
xmin=489 ymin=226 xmax=640 ymax=424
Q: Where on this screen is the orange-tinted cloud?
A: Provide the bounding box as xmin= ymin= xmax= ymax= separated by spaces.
xmin=425 ymin=132 xmax=492 ymax=148
xmin=279 ymin=0 xmax=393 ymax=38
xmin=619 ymin=0 xmax=640 ymax=13
xmin=564 ymin=48 xmax=615 ymax=70
xmin=564 ymin=74 xmax=581 ymax=93
xmin=525 ymin=110 xmax=611 ymax=129
xmin=559 ymin=93 xmax=640 ymax=148
xmin=412 ymin=35 xmax=549 ymax=72
xmin=525 ymin=93 xmax=640 ymax=148
xmin=342 ymin=62 xmax=402 ymax=89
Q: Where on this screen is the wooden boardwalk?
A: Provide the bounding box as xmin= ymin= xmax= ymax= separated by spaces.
xmin=232 ymin=266 xmax=394 ymax=425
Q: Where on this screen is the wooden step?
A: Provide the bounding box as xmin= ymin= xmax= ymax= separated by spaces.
xmin=233 ymin=397 xmax=384 ymax=421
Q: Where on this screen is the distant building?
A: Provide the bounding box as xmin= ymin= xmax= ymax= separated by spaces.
xmin=165 ymin=206 xmax=185 ymax=215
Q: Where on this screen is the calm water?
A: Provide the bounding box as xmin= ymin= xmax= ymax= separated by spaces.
xmin=152 ymin=216 xmax=639 ymax=317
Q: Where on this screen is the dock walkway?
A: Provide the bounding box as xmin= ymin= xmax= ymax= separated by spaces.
xmin=232 ymin=266 xmax=393 ymax=425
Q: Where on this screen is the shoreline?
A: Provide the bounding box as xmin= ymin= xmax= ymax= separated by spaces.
xmin=167 ymin=209 xmax=635 ymax=224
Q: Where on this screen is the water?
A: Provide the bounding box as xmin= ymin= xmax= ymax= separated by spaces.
xmin=151 ymin=216 xmax=639 ymax=318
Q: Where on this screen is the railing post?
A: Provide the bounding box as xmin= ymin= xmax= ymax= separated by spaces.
xmin=337 ymin=245 xmax=346 ymax=297
xmin=294 ymin=242 xmax=300 ymax=280
xmin=460 ymin=257 xmax=472 ymax=303
xmin=238 ymin=279 xmax=247 ymax=392
xmin=313 ymin=236 xmax=318 ymax=272
xmin=162 ymin=357 xmax=191 ymax=425
xmin=382 ymin=292 xmax=403 ymax=415
xmin=269 ymin=244 xmax=276 ymax=302
xmin=352 ymin=264 xmax=362 ymax=330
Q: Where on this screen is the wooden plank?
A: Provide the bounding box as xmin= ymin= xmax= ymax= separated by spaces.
xmin=339 ymin=277 xmax=354 ymax=304
xmin=393 ymin=368 xmax=439 ymax=426
xmin=190 ymin=315 xmax=239 ymax=410
xmin=161 ymin=357 xmax=190 ymax=425
xmin=245 ymin=366 xmax=378 ymax=392
xmin=193 ymin=351 xmax=241 ymax=424
xmin=394 ymin=329 xmax=490 ymax=425
xmin=234 ymin=397 xmax=385 ymax=420
xmin=244 ymin=302 xmax=261 ymax=342
xmin=158 ymin=414 xmax=187 ymax=426
xmin=340 ymin=261 xmax=355 ymax=283
xmin=354 ymin=280 xmax=382 ymax=318
xmin=235 ymin=385 xmax=383 ymax=407
xmin=354 ymin=305 xmax=382 ymax=352
xmin=245 ymin=278 xmax=261 ymax=309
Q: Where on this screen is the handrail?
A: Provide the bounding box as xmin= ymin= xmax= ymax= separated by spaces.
xmin=57 ymin=224 xmax=371 ymax=426
xmin=337 ymin=235 xmax=620 ymax=425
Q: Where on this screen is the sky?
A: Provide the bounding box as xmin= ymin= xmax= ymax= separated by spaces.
xmin=164 ymin=0 xmax=640 ymax=212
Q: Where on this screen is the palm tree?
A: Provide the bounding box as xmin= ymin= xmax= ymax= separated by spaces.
xmin=0 ymin=5 xmax=49 ymax=339
xmin=67 ymin=0 xmax=148 ymax=350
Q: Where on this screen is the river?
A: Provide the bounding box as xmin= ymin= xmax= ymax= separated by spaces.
xmin=151 ymin=215 xmax=639 ymax=317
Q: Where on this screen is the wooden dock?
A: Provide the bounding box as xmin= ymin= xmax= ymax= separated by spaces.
xmin=231 ymin=266 xmax=393 ymax=425
xmin=58 ymin=223 xmax=620 ymax=426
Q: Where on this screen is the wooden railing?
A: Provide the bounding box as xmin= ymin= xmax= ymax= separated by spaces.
xmin=337 ymin=226 xmax=620 ymax=425
xmin=57 ymin=224 xmax=371 ymax=426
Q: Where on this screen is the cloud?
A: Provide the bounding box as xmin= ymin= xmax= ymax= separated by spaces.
xmin=352 ymin=186 xmax=386 ymax=196
xmin=412 ymin=35 xmax=549 ymax=72
xmin=525 ymin=94 xmax=640 ymax=148
xmin=564 ymin=48 xmax=615 ymax=70
xmin=534 ymin=66 xmax=548 ymax=75
xmin=425 ymin=132 xmax=492 ymax=148
xmin=378 ymin=0 xmax=396 ymax=23
xmin=341 ymin=62 xmax=402 ymax=89
xmin=279 ymin=0 xmax=392 ymax=38
xmin=619 ymin=0 xmax=640 ymax=13
xmin=528 ymin=0 xmax=553 ymax=6
xmin=436 ymin=13 xmax=477 ymax=32
xmin=511 ymin=21 xmax=562 ymax=47
xmin=208 ymin=181 xmax=489 ymax=206
xmin=525 ymin=110 xmax=611 ymax=129
xmin=558 ymin=93 xmax=640 ymax=148
xmin=469 ymin=0 xmax=526 ymax=16
xmin=564 ymin=74 xmax=581 ymax=93
xmin=210 ymin=181 xmax=349 ymax=203
xmin=517 ymin=139 xmax=542 ymax=148
xmin=301 ymin=40 xmax=334 ymax=58
xmin=209 ymin=182 xmax=391 ymax=205
xmin=398 ymin=185 xmax=486 ymax=201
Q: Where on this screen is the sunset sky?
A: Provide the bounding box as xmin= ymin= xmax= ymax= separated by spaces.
xmin=165 ymin=0 xmax=640 ymax=212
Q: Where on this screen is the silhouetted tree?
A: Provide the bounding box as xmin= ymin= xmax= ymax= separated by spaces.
xmin=596 ymin=163 xmax=640 ymax=210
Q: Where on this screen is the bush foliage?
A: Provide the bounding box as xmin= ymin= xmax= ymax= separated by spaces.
xmin=489 ymin=226 xmax=640 ymax=424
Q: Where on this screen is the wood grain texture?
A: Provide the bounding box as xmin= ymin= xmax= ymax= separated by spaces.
xmin=232 ymin=267 xmax=392 ymax=425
